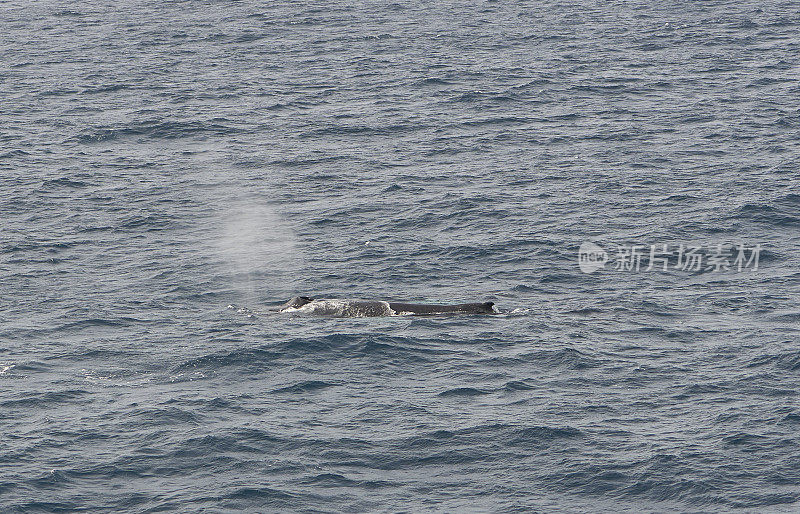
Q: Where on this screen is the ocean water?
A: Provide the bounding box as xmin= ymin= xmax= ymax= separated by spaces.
xmin=2 ymin=0 xmax=799 ymax=511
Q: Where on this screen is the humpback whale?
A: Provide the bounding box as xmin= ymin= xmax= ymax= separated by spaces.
xmin=278 ymin=297 xmax=496 ymax=317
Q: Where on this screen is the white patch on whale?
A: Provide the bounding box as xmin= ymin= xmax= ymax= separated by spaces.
xmin=282 ymin=299 xmax=394 ymax=318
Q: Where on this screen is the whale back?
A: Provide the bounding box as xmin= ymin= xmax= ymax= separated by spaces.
xmin=281 ymin=298 xmax=393 ymax=317
xmin=388 ymin=301 xmax=495 ymax=315
xmin=279 ymin=297 xmax=496 ymax=316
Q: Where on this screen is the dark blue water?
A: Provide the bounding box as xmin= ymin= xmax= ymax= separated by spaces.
xmin=2 ymin=0 xmax=800 ymax=511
